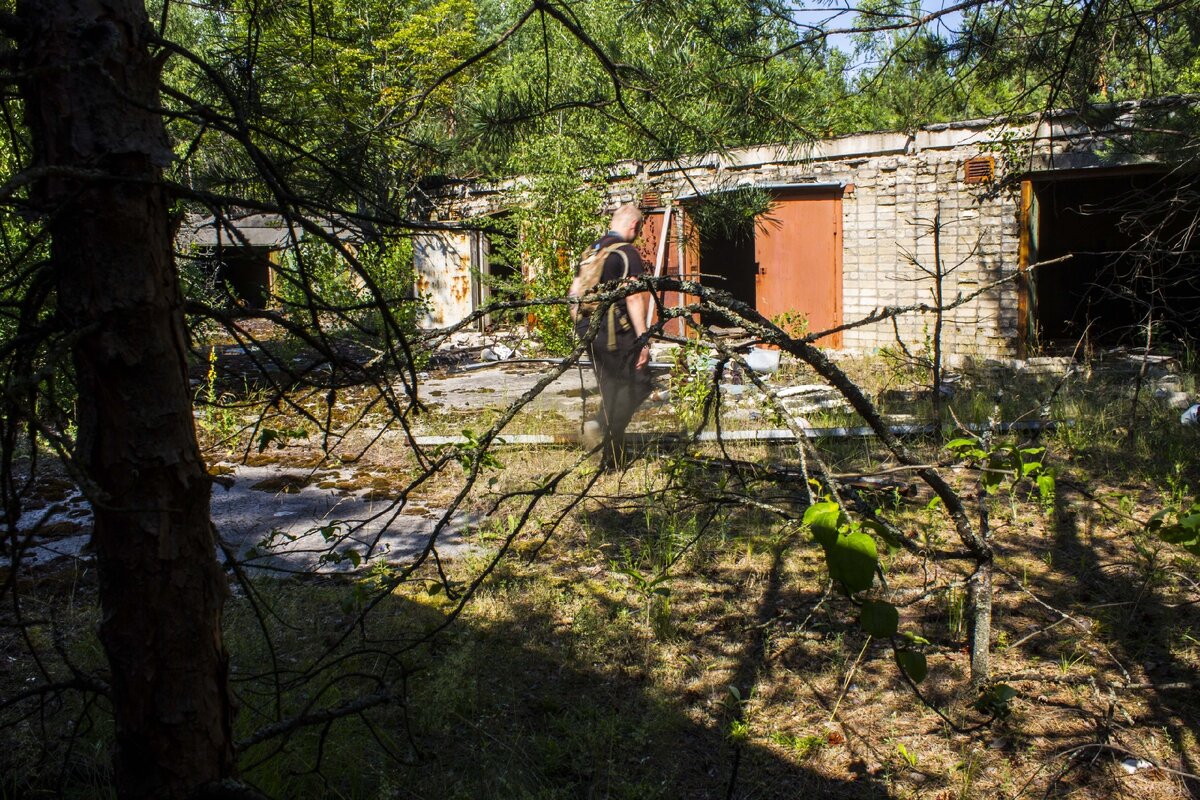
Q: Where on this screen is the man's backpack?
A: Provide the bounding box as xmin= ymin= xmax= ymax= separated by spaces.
xmin=568 ymin=241 xmax=629 ymax=322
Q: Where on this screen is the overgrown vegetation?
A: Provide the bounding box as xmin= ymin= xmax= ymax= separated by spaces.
xmin=6 ymin=348 xmax=1200 ymax=799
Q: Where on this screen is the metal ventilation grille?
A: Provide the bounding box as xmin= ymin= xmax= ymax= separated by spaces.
xmin=640 ymin=191 xmax=662 ymax=209
xmin=963 ymin=156 xmax=995 ymax=184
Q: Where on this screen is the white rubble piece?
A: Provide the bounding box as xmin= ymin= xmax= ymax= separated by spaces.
xmin=743 ymin=347 xmax=781 ymax=374
xmin=482 ymin=343 xmax=516 ymax=361
xmin=1119 ymin=757 xmax=1153 ymax=774
xmin=776 ymin=384 xmax=837 ymax=399
xmin=1155 ymin=387 xmax=1193 ymax=410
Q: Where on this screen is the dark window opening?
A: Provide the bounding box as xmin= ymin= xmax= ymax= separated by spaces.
xmin=1032 ymin=170 xmax=1200 ymax=348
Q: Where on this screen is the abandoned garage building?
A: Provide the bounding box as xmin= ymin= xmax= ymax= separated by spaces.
xmin=420 ymin=100 xmax=1200 ymax=356
xmin=181 ymin=213 xmax=300 ymax=309
xmin=181 ymin=212 xmax=364 ymax=310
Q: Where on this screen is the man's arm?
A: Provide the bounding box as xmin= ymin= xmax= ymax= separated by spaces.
xmin=623 ymin=247 xmax=651 ymax=369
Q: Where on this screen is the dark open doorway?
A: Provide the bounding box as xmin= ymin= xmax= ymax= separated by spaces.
xmin=697 ymin=216 xmax=756 ymax=327
xmin=1030 ymin=169 xmax=1200 ymax=348
xmin=478 ymin=221 xmax=522 ymax=329
xmin=213 ymin=249 xmax=273 ymax=309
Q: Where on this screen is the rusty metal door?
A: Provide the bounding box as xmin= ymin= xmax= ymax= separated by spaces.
xmin=414 ymin=231 xmax=474 ymax=328
xmin=1017 ymin=180 xmax=1039 ymax=357
xmin=635 ymin=207 xmax=696 ymax=337
xmin=753 ymin=189 xmax=843 ymax=347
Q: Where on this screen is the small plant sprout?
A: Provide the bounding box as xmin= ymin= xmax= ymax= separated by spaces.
xmin=973 ymin=683 xmax=1018 ymax=719
xmin=1057 ymin=646 xmax=1086 ymax=674
xmin=1147 ymin=496 xmax=1200 ymax=556
xmin=770 ymin=733 xmax=826 ymax=759
xmin=669 ymin=339 xmax=717 ymax=430
xmin=944 ymin=435 xmax=1055 ymax=509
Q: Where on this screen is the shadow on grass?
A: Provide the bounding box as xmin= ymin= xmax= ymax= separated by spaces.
xmin=350 ymin=593 xmax=885 ymax=799
xmin=1002 ymin=478 xmax=1200 ymax=798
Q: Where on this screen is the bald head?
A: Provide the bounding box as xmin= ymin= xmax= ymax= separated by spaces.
xmin=610 ymin=204 xmax=644 ymax=241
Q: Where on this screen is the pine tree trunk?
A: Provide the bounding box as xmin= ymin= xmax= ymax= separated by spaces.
xmin=17 ymin=1 xmax=237 ymax=797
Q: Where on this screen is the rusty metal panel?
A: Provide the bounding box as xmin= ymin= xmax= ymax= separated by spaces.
xmin=636 ymin=208 xmax=697 ymax=337
xmin=1017 ymin=180 xmax=1038 ymax=358
xmin=414 ymin=232 xmax=475 ymax=328
xmin=753 ymin=189 xmax=843 ymax=347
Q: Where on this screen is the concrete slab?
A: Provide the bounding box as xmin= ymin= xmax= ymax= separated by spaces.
xmin=211 ymin=465 xmax=478 ymax=573
xmin=3 ymin=465 xmax=480 ymax=574
xmin=416 ymin=360 xmax=600 ymax=415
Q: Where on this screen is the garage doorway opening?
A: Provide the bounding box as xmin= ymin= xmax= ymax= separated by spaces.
xmin=478 ymin=223 xmax=523 ymax=329
xmin=687 ymin=185 xmax=844 ymax=346
xmin=1030 ymin=170 xmax=1200 ymax=349
xmin=697 ymin=215 xmax=756 ymax=327
xmin=203 ymin=249 xmax=274 ymax=309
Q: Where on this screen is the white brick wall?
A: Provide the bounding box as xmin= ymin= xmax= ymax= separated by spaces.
xmin=440 ymin=110 xmax=1156 ymax=356
xmin=601 ymin=126 xmax=1036 ymax=357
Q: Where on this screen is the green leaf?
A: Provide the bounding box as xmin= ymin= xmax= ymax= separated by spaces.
xmin=1159 ymin=526 xmax=1200 ymax=546
xmin=981 ymin=456 xmax=1005 ymax=494
xmin=803 ymin=501 xmax=844 ymax=547
xmin=826 ymin=530 xmax=878 ymax=593
xmin=1037 ymin=473 xmax=1055 ymax=499
xmin=859 ymin=599 xmax=899 ymax=637
xmin=1008 ymin=448 xmax=1024 ymax=477
xmin=1179 ymin=512 xmax=1200 ymax=531
xmin=257 ymin=428 xmax=279 ymax=453
xmin=1147 ymin=508 xmax=1171 ymax=531
xmin=864 ymin=519 xmax=904 ymax=551
xmin=896 ymin=650 xmax=928 ymax=683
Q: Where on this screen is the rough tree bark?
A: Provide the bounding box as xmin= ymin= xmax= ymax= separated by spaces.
xmin=16 ymin=1 xmax=236 ymax=797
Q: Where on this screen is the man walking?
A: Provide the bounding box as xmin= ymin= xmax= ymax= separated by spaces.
xmin=575 ymin=204 xmax=653 ymax=472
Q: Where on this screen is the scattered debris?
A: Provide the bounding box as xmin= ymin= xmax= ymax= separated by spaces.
xmin=743 ymin=346 xmax=781 ymax=374
xmin=482 ymin=343 xmax=515 ymax=361
xmin=1155 ymin=387 xmax=1193 ymax=410
xmin=1119 ymin=756 xmax=1153 ymax=774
